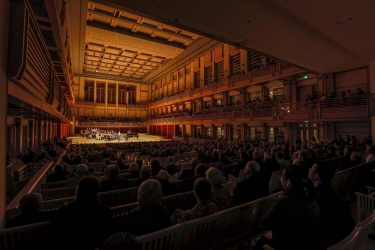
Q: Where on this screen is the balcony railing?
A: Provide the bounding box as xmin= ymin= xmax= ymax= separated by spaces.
xmin=77 ymin=122 xmax=146 ymax=127
xmin=149 ymin=95 xmax=371 ymax=123
xmin=148 ymin=62 xmax=298 ymax=108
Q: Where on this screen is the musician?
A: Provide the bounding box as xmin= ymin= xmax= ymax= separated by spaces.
xmin=117 ymin=131 xmax=121 ymax=142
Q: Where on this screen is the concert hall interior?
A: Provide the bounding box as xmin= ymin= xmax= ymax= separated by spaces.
xmin=1 ymin=0 xmax=375 ymax=249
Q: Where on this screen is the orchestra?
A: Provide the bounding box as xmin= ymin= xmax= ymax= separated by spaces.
xmin=81 ymin=128 xmax=139 ymax=141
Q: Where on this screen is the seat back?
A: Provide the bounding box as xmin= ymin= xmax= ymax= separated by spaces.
xmin=0 ymin=222 xmax=52 ymax=250
xmin=182 ymin=212 xmax=223 ymax=250
xmin=37 ymin=186 xmax=76 ymax=200
xmin=269 ymin=170 xmax=282 ymax=193
xmin=223 ymin=182 xmax=234 ymax=196
xmin=355 ymin=192 xmax=375 ymax=223
xmin=219 ymin=199 xmax=258 ymax=245
xmin=97 ymin=187 xmax=139 ymax=207
xmin=137 ymin=224 xmax=185 ymax=250
xmin=238 ymin=169 xmax=246 ymax=182
xmin=228 ymin=174 xmax=238 ymax=188
xmin=327 ymin=227 xmax=360 ymax=250
xmin=353 ymin=210 xmax=375 ymax=250
xmin=89 ymin=162 xmax=106 ymax=172
xmin=41 ymin=181 xmax=66 ymax=190
xmin=40 ymin=197 xmax=75 ymax=211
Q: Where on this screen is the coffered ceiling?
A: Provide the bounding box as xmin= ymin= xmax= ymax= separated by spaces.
xmin=77 ymin=1 xmax=200 ymax=79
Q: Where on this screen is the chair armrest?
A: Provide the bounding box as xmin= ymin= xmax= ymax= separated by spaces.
xmin=263 ymin=244 xmax=274 ymax=250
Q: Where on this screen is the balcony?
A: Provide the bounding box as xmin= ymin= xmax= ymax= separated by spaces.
xmin=149 ymin=95 xmax=372 ymax=124
xmin=76 ymin=121 xmax=146 ymax=127
xmin=148 ymin=62 xmax=304 ymax=108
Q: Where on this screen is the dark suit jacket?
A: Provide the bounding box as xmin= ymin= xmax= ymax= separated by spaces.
xmin=46 ymin=173 xmax=67 ymax=183
xmin=132 ymin=177 xmax=149 ymax=187
xmin=6 ymin=211 xmax=55 ymax=228
xmin=158 ymin=179 xmax=177 ymax=196
xmin=179 ymin=176 xmax=200 ymax=193
xmin=179 ymin=168 xmax=195 ymax=180
xmin=52 ymin=199 xmax=113 ymax=250
xmin=316 ymin=184 xmax=355 ymax=245
xmin=262 ymin=188 xmax=320 ymax=250
xmin=99 ymin=177 xmax=129 ymax=192
xmin=325 ymin=152 xmax=337 ymax=159
xmin=261 ymin=159 xmax=280 ymax=183
xmin=125 ymin=205 xmax=171 ymax=236
xmin=233 ymin=175 xmax=270 ymax=205
xmin=124 ymin=172 xmax=140 ymax=179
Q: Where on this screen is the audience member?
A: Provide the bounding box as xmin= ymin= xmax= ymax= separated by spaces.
xmin=124 ymin=163 xmax=140 ymax=179
xmin=308 ymin=163 xmax=355 ymax=245
xmin=46 ymin=164 xmax=67 ymax=183
xmin=65 ymin=164 xmax=88 ymax=187
xmin=6 ymin=193 xmax=53 ymax=228
xmin=157 ymin=170 xmax=177 ymax=196
xmin=99 ymin=165 xmax=129 ymax=192
xmin=179 ymin=163 xmax=207 ymax=193
xmin=171 ymin=178 xmax=218 ymax=224
xmin=233 ymin=161 xmax=270 ymax=205
xmin=256 ymin=165 xmax=320 ymax=250
xmin=125 ymin=179 xmax=171 ymax=235
xmin=132 ymin=165 xmax=151 ymax=187
xmin=53 ymin=176 xmax=114 ymax=250
xmin=206 ymin=167 xmax=234 ymax=211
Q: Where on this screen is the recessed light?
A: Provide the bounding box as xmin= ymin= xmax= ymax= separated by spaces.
xmin=336 ymin=22 xmax=342 ymax=25
xmin=358 ymin=39 xmax=363 ymax=42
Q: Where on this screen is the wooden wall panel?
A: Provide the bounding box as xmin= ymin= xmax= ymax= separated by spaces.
xmin=335 ymin=68 xmax=368 ymax=93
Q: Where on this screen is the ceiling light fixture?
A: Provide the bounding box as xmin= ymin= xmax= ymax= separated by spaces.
xmin=336 ymin=22 xmax=342 ymax=25
xmin=358 ymin=39 xmax=363 ymax=42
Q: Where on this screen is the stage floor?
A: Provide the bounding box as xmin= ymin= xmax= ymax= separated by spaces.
xmin=68 ymin=134 xmax=170 ymax=144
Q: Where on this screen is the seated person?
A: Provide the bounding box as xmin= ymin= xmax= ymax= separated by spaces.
xmin=179 ymin=163 xmax=208 ymax=193
xmin=166 ymin=163 xmax=179 ymax=182
xmin=124 ymin=163 xmax=140 ymax=179
xmin=233 ymin=161 xmax=270 ymax=205
xmin=179 ymin=158 xmax=199 ymax=180
xmin=206 ymin=167 xmax=234 ymax=211
xmin=157 ymin=170 xmax=177 ymax=196
xmin=99 ymin=165 xmax=129 ymax=192
xmin=46 ymin=164 xmax=67 ymax=183
xmin=52 ymin=177 xmax=114 ymax=250
xmin=308 ymin=163 xmax=355 ymax=246
xmin=132 ymin=165 xmax=151 ymax=187
xmin=65 ymin=164 xmax=88 ymax=187
xmin=256 ymin=165 xmax=320 ymax=250
xmin=125 ymin=180 xmax=171 ymax=235
xmin=6 ymin=193 xmax=53 ymax=228
xmin=171 ymin=178 xmax=218 ymax=224
xmin=349 ymin=152 xmax=362 ymax=168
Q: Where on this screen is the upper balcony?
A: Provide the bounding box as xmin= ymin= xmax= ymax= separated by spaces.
xmin=147 ymin=62 xmax=304 ymax=109
xmin=149 ymin=94 xmax=373 ymax=124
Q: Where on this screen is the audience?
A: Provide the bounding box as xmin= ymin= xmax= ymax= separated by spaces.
xmin=125 ymin=163 xmax=140 ymax=179
xmin=100 ymin=232 xmax=140 ymax=250
xmin=132 ymin=165 xmax=151 ymax=187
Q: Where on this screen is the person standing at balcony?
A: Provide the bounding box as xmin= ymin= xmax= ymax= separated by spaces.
xmin=356 ymin=88 xmax=365 ymax=95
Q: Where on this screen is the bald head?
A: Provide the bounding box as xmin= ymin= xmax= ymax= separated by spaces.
xmin=245 ymin=161 xmax=261 ymax=177
xmin=76 ymin=164 xmax=88 ymax=175
xmin=157 ymin=170 xmax=169 ymax=180
xmin=129 ymin=163 xmax=139 ymax=172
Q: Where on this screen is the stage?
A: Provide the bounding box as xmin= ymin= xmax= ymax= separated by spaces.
xmin=67 ymin=133 xmax=170 ymax=144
